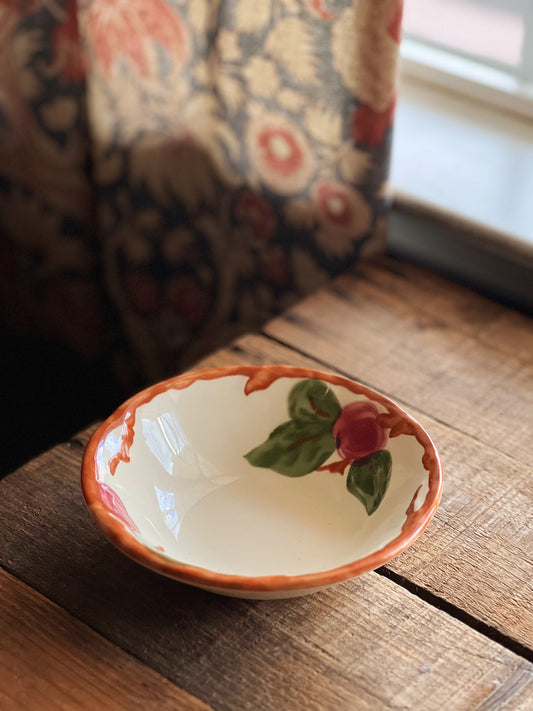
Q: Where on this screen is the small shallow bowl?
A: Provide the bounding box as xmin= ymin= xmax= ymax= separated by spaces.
xmin=82 ymin=365 xmax=442 ymax=599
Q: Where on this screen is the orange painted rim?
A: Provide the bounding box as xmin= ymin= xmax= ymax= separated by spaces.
xmin=81 ymin=365 xmax=443 ymax=593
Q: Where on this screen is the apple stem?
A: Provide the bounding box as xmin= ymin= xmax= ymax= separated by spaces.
xmin=316 ymin=459 xmax=350 ymax=476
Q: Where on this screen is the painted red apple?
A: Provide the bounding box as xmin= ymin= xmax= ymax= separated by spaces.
xmin=333 ymin=401 xmax=387 ymax=462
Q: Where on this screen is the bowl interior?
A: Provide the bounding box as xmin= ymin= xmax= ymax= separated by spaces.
xmin=86 ymin=368 xmax=440 ymax=583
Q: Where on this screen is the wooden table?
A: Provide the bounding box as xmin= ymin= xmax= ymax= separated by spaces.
xmin=1 ymin=257 xmax=532 ymax=710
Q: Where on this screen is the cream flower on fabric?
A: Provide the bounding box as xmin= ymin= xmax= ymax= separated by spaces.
xmin=216 ymin=29 xmax=241 ymax=63
xmin=242 ymin=56 xmax=280 ymax=98
xmin=246 ymin=113 xmax=315 ymax=194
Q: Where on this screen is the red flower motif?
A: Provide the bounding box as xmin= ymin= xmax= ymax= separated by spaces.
xmin=312 ymin=181 xmax=371 ymax=257
xmin=3 ymin=0 xmax=42 ymax=16
xmin=307 ymin=0 xmax=335 ymax=20
xmin=235 ymin=191 xmax=276 ymax=239
xmin=85 ymin=0 xmax=188 ymax=77
xmin=99 ymin=483 xmax=140 ymax=534
xmin=260 ymin=247 xmax=291 ymax=287
xmin=168 ymin=276 xmax=211 ymax=329
xmin=50 ymin=0 xmax=86 ymax=82
xmin=259 ymin=127 xmax=303 ymax=177
xmin=333 ymin=402 xmax=388 ymax=462
xmin=246 ymin=113 xmax=314 ymax=194
xmin=123 ymin=269 xmax=163 ymax=317
xmin=388 ymin=2 xmax=403 ymax=43
xmin=314 ymin=183 xmax=353 ymax=230
xmin=352 ymin=96 xmax=397 ymax=148
xmin=313 ymin=181 xmax=370 ymax=236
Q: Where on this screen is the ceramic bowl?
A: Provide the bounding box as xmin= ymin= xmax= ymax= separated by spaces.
xmin=82 ymin=365 xmax=442 ymax=599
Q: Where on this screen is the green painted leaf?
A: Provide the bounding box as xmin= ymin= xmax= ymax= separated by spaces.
xmin=346 ymin=450 xmax=392 ymax=515
xmin=288 ymin=379 xmax=341 ymax=425
xmin=245 ymin=420 xmax=336 ymax=477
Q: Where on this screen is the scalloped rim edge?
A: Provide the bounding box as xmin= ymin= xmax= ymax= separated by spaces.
xmin=81 ymin=365 xmax=443 ymax=594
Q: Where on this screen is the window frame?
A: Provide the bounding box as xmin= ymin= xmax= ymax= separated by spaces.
xmin=388 ymin=5 xmax=533 ymax=313
xmin=401 ymin=0 xmax=533 ymax=119
xmin=400 ymin=37 xmax=533 ymax=120
xmin=521 ymin=0 xmax=533 ymax=82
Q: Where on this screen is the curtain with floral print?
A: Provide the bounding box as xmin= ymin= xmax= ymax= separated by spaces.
xmin=0 ymin=0 xmax=402 ymax=390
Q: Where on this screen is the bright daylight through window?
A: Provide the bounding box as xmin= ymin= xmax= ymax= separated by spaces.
xmin=390 ymin=0 xmax=533 ymax=311
xmin=404 ymin=0 xmax=531 ymax=71
xmin=401 ymin=0 xmax=533 ymax=115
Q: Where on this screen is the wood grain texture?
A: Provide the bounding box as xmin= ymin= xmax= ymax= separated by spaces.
xmin=2 ymin=257 xmax=532 ymax=710
xmin=0 ymin=446 xmax=532 ymax=711
xmin=196 ymin=334 xmax=533 ymax=650
xmin=263 ymin=259 xmax=533 ymax=464
xmin=0 ymin=569 xmax=209 ymax=711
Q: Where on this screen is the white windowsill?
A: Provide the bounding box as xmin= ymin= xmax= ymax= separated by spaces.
xmin=388 ymin=67 xmax=533 ymax=310
xmin=400 ymin=38 xmax=533 ymax=121
xmin=390 ymin=69 xmax=533 ymax=255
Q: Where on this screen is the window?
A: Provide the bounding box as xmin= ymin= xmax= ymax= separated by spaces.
xmin=389 ymin=1 xmax=533 ymax=312
xmin=401 ymin=0 xmax=533 ymax=118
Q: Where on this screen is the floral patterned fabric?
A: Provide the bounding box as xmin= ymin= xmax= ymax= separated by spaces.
xmin=0 ymin=0 xmax=402 ymax=390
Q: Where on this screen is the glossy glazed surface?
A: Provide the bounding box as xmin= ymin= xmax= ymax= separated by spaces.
xmin=82 ymin=366 xmax=442 ymax=598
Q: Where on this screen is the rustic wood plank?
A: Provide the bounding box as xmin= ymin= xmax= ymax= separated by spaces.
xmin=367 ymin=258 xmax=533 ymax=365
xmin=344 ymin=255 xmax=532 ymax=349
xmin=0 ymin=569 xmax=209 ymax=711
xmin=1 ymin=445 xmax=532 ymax=710
xmin=195 ymin=334 xmax=533 ymax=651
xmin=2 ymin=257 xmax=532 ymax=708
xmin=263 ymin=258 xmax=533 ymax=464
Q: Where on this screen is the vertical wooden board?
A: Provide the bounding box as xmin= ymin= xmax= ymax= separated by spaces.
xmin=0 ymin=570 xmax=209 ymax=711
xmin=0 ymin=439 xmax=532 ymax=710
xmin=262 ymin=264 xmax=533 ymax=463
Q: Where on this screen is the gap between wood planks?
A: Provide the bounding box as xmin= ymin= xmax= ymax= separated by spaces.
xmin=375 ymin=567 xmax=533 ymax=664
xmin=251 ymin=332 xmax=533 ymax=666
xmin=56 ymin=402 xmax=532 ymax=666
xmin=0 ymin=569 xmax=209 ymax=711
